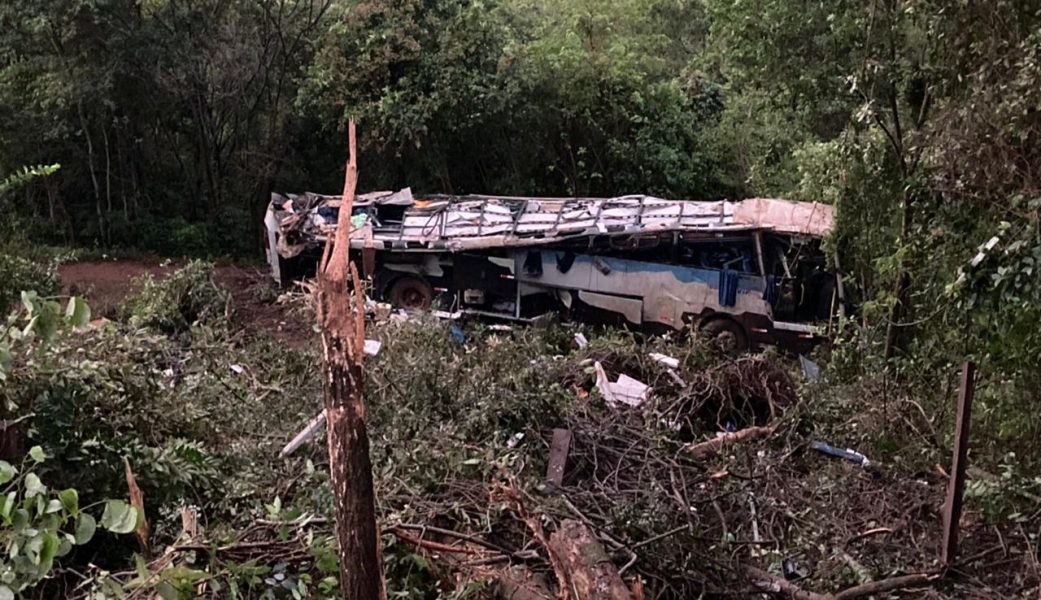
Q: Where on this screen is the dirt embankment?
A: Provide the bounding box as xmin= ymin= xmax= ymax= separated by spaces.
xmin=59 ymin=259 xmax=313 ymax=347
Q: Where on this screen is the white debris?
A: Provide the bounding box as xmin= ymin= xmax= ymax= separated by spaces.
xmin=648 ymin=352 xmax=679 ymax=369
xmin=279 ymin=410 xmax=327 ymax=458
xmin=594 ymin=361 xmax=652 ymax=408
xmin=229 ymin=364 xmax=245 ymax=375
xmin=970 ymin=235 xmax=1001 ymax=267
xmin=363 ymin=339 xmax=382 ymax=357
xmin=574 ymin=332 xmax=589 ymax=349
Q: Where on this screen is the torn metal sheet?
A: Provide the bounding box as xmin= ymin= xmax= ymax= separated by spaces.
xmin=268 ymin=190 xmax=834 ymax=257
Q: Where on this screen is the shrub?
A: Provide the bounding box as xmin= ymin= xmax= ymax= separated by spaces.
xmin=0 ymin=253 xmax=60 ymax=314
xmin=123 ymin=260 xmax=231 ymax=334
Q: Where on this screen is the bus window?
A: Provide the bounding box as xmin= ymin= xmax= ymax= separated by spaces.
xmin=675 ymin=238 xmax=759 ymax=275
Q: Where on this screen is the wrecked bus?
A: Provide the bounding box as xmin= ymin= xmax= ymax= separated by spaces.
xmin=264 ymin=190 xmax=842 ymax=353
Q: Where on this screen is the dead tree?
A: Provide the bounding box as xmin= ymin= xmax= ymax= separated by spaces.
xmin=316 ymin=119 xmax=386 ymax=600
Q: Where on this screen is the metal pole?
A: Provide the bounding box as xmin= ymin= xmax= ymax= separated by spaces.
xmin=941 ymin=361 xmax=976 ymax=565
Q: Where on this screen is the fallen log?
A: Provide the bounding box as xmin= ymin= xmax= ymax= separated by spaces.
xmin=498 ymin=565 xmax=554 ymax=600
xmin=685 ymin=425 xmax=775 ymax=460
xmin=548 ymin=520 xmax=633 ymax=600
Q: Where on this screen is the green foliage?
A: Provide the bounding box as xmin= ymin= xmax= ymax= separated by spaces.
xmin=123 ymin=261 xmax=230 ymax=334
xmin=0 ymin=255 xmax=61 ymax=316
xmin=0 ymin=164 xmax=59 ymax=196
xmin=965 ymin=453 xmax=1041 ymax=524
xmin=0 ymin=447 xmax=137 ymax=597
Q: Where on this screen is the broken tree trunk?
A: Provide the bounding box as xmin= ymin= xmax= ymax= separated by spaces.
xmin=548 ymin=520 xmax=633 ymax=600
xmin=316 ymin=120 xmax=385 ymax=600
xmin=684 ymin=425 xmax=775 ymax=460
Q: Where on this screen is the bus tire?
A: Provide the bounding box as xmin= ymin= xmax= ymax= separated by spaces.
xmin=388 ymin=276 xmax=434 ymax=311
xmin=701 ymin=318 xmax=748 ymax=354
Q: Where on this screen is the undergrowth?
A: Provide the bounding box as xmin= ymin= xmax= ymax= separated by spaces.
xmin=122 ymin=260 xmax=231 ymax=334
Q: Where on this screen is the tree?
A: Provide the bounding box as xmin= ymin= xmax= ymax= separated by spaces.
xmin=315 ymin=120 xmax=385 ymax=600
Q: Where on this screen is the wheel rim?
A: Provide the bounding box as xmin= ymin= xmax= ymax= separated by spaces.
xmin=714 ymin=330 xmax=739 ymax=353
xmin=400 ymin=286 xmax=428 ymax=310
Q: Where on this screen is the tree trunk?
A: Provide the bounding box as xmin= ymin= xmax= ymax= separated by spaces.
xmin=316 ymin=119 xmax=386 ymax=600
xmin=883 ymin=193 xmax=914 ymax=361
xmin=547 ymin=520 xmax=633 ymax=600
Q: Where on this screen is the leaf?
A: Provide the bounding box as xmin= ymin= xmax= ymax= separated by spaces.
xmin=0 ymin=492 xmax=15 ymax=521
xmin=0 ymin=344 xmax=10 ymax=380
xmin=20 ymin=291 xmax=37 ymax=314
xmin=24 ymin=473 xmax=45 ymax=498
xmin=156 ymin=581 xmax=179 ymax=600
xmin=38 ymin=532 xmax=60 ymax=574
xmin=100 ymin=500 xmax=138 ymax=534
xmin=74 ymin=513 xmax=97 ymax=544
xmin=28 ymin=446 xmax=45 ymax=463
xmin=0 ymin=585 xmax=12 ymax=600
xmin=59 ymin=489 xmax=79 ymax=515
xmin=65 ymin=297 xmax=91 ymax=327
xmin=0 ymin=461 xmax=16 ymax=484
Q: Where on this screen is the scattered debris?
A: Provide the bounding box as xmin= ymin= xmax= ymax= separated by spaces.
xmin=574 ymin=332 xmax=589 ymax=349
xmin=810 ymin=441 xmax=870 ymax=466
xmin=799 ymin=354 xmax=821 ymax=380
xmin=594 ymin=361 xmax=652 ymax=408
xmin=648 ymin=352 xmax=679 ymax=369
xmin=279 ymin=410 xmax=327 ymax=458
xmin=363 ymin=339 xmax=381 ymax=356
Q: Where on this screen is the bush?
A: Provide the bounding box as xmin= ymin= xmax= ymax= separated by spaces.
xmin=123 ymin=260 xmax=230 ymax=334
xmin=0 ymin=253 xmax=61 ymax=314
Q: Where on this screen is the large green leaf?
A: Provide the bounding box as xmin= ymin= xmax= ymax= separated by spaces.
xmin=100 ymin=500 xmax=137 ymax=534
xmin=65 ymin=297 xmax=91 ymax=327
xmin=23 ymin=473 xmax=45 ymax=498
xmin=0 ymin=492 xmax=15 ymax=521
xmin=58 ymin=489 xmax=78 ymax=515
xmin=0 ymin=461 xmax=16 ymax=484
xmin=38 ymin=532 xmax=60 ymax=574
xmin=74 ymin=513 xmax=96 ymax=544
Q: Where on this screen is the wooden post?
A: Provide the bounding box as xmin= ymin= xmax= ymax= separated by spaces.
xmin=546 ymin=428 xmax=572 ymax=490
xmin=316 ymin=120 xmax=386 ymax=600
xmin=941 ymin=361 xmax=976 ymax=565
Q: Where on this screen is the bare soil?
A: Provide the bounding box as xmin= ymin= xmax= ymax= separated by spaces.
xmin=59 ymin=259 xmax=314 ymax=347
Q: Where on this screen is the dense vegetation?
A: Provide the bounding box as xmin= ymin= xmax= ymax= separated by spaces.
xmin=3 ymin=0 xmax=1040 ymax=441
xmin=1 ymin=0 xmax=1041 ymax=597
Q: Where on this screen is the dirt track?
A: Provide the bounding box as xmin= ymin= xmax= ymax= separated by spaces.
xmin=59 ymin=259 xmax=314 ymax=346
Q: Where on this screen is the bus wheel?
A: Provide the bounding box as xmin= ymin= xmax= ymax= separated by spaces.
xmin=388 ymin=276 xmax=433 ymax=311
xmin=701 ymin=318 xmax=748 ymax=354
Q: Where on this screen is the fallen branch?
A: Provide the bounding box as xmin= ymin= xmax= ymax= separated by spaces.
xmin=389 ymin=529 xmax=481 ymax=555
xmin=834 ymin=573 xmax=939 ymax=599
xmin=743 ymin=566 xmax=830 ymax=600
xmin=744 ymin=566 xmax=941 ymax=600
xmin=685 ymin=426 xmax=775 ymax=460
